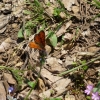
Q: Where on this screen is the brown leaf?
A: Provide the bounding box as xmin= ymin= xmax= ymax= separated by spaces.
xmin=3 ymin=73 xmax=17 ymax=84
xmin=38 ymin=78 xmax=45 ymax=91
xmin=39 ymin=89 xmax=54 ymax=98
xmin=65 ymin=95 xmax=75 ymax=100
xmin=46 ymin=57 xmax=66 ymax=72
xmin=0 ymin=82 xmax=6 ymax=100
xmin=62 ymin=0 xmax=75 ymax=11
xmin=72 ymin=6 xmax=79 ymax=14
xmin=53 ymin=78 xmax=71 ymax=94
xmin=56 ymin=21 xmax=72 ymax=37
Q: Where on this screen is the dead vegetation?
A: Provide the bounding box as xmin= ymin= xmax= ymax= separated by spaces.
xmin=0 ymin=0 xmax=100 ymax=100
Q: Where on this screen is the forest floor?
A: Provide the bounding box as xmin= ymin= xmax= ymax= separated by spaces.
xmin=0 ymin=0 xmax=100 ymax=100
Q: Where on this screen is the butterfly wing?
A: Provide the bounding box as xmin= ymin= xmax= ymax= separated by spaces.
xmin=39 ymin=30 xmax=45 ymax=47
xmin=29 ymin=42 xmax=43 ymax=50
xmin=34 ymin=30 xmax=45 ymax=50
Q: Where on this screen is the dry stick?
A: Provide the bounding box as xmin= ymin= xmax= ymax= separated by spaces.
xmin=59 ymin=55 xmax=100 ymax=76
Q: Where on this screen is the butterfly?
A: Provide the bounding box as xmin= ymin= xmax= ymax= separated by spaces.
xmin=29 ymin=30 xmax=45 ymax=51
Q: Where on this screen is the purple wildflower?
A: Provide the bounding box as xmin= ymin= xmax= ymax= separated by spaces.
xmin=92 ymin=92 xmax=100 ymax=100
xmin=84 ymin=85 xmax=93 ymax=95
xmin=8 ymin=86 xmax=14 ymax=93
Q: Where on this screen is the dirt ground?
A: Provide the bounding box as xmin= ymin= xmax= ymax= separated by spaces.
xmin=0 ymin=0 xmax=100 ymax=100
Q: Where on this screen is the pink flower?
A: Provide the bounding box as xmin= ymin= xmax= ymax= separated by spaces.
xmin=84 ymin=85 xmax=93 ymax=95
xmin=92 ymin=92 xmax=100 ymax=100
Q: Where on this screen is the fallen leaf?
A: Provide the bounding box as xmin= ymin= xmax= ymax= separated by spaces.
xmin=38 ymin=78 xmax=45 ymax=91
xmin=77 ymin=52 xmax=95 ymax=56
xmin=59 ymin=12 xmax=66 ymax=19
xmin=62 ymin=0 xmax=76 ymax=11
xmin=63 ymin=33 xmax=74 ymax=41
xmin=3 ymin=73 xmax=17 ymax=84
xmin=39 ymin=89 xmax=53 ymax=98
xmin=64 ymin=56 xmax=75 ymax=67
xmin=53 ymin=78 xmax=71 ymax=94
xmin=81 ymin=29 xmax=90 ymax=36
xmin=72 ymin=6 xmax=79 ymax=14
xmin=17 ymin=88 xmax=39 ymax=100
xmin=45 ymin=5 xmax=55 ymax=17
xmin=46 ymin=57 xmax=66 ymax=72
xmin=88 ymin=46 xmax=100 ymax=53
xmin=40 ymin=68 xmax=61 ymax=83
xmin=15 ymin=62 xmax=23 ymax=67
xmin=0 ymin=38 xmax=16 ymax=53
xmin=65 ymin=95 xmax=75 ymax=100
xmin=0 ymin=82 xmax=6 ymax=100
xmin=56 ymin=21 xmax=72 ymax=37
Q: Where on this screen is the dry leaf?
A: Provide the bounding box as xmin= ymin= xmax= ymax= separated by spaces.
xmin=15 ymin=62 xmax=23 ymax=67
xmin=56 ymin=21 xmax=72 ymax=37
xmin=3 ymin=73 xmax=17 ymax=84
xmin=81 ymin=29 xmax=90 ymax=36
xmin=53 ymin=78 xmax=71 ymax=94
xmin=62 ymin=0 xmax=75 ymax=11
xmin=18 ymin=88 xmax=39 ymax=100
xmin=45 ymin=5 xmax=55 ymax=17
xmin=59 ymin=12 xmax=66 ymax=19
xmin=3 ymin=80 xmax=10 ymax=93
xmin=63 ymin=33 xmax=74 ymax=41
xmin=0 ymin=38 xmax=16 ymax=53
xmin=0 ymin=82 xmax=6 ymax=100
xmin=38 ymin=78 xmax=45 ymax=91
xmin=46 ymin=57 xmax=66 ymax=72
xmin=72 ymin=6 xmax=79 ymax=14
xmin=40 ymin=68 xmax=61 ymax=83
xmin=45 ymin=45 xmax=52 ymax=54
xmin=64 ymin=56 xmax=75 ymax=67
xmin=0 ymin=27 xmax=6 ymax=33
xmin=88 ymin=46 xmax=100 ymax=53
xmin=0 ymin=59 xmax=5 ymax=64
xmin=39 ymin=89 xmax=53 ymax=98
xmin=0 ymin=42 xmax=10 ymax=52
xmin=77 ymin=52 xmax=94 ymax=56
xmin=65 ymin=95 xmax=75 ymax=100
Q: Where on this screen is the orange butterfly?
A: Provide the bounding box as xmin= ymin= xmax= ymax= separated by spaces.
xmin=29 ymin=30 xmax=45 ymax=51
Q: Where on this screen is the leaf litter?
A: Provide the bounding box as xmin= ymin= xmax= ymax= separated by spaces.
xmin=0 ymin=0 xmax=100 ymax=100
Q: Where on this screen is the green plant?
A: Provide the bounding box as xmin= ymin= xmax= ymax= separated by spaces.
xmin=59 ymin=56 xmax=100 ymax=76
xmin=0 ymin=66 xmax=24 ymax=91
xmin=47 ymin=30 xmax=57 ymax=47
xmin=44 ymin=98 xmax=62 ymax=100
xmin=92 ymin=0 xmax=100 ymax=8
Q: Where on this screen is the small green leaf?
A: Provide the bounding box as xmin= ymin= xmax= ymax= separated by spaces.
xmin=28 ymin=81 xmax=37 ymax=89
xmin=18 ymin=28 xmax=24 ymax=38
xmin=25 ymin=29 xmax=31 ymax=37
xmin=93 ymin=0 xmax=100 ymax=8
xmin=23 ymin=10 xmax=32 ymax=15
xmin=86 ymin=96 xmax=91 ymax=100
xmin=34 ymin=0 xmax=41 ymax=7
xmin=96 ymin=42 xmax=100 ymax=47
xmin=25 ymin=21 xmax=33 ymax=28
xmin=50 ymin=98 xmax=62 ymax=100
xmin=47 ymin=31 xmax=54 ymax=38
xmin=49 ymin=32 xmax=57 ymax=47
xmin=93 ymin=87 xmax=98 ymax=92
xmin=53 ymin=8 xmax=61 ymax=16
xmin=81 ymin=60 xmax=88 ymax=71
